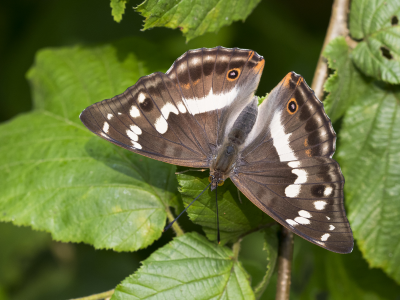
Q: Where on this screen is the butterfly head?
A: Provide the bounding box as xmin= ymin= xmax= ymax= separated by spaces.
xmin=208 ymin=173 xmax=225 ymax=191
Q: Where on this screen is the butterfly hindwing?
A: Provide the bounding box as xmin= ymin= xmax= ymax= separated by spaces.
xmin=232 ymin=72 xmax=353 ymax=253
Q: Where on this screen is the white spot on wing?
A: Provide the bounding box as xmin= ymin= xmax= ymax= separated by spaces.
xmin=161 ymin=102 xmax=179 ymax=119
xmin=184 ymin=87 xmax=238 ymax=115
xmin=288 ymin=161 xmax=300 ymax=168
xmin=131 ymin=141 xmax=142 ymax=149
xmin=326 ymin=216 xmax=331 ymax=220
xmin=285 ymin=169 xmax=308 ymax=197
xmin=329 ymin=225 xmax=335 ymax=230
xmin=177 ymin=102 xmax=187 ymax=113
xmin=298 ymin=210 xmax=312 ymax=218
xmin=155 ymin=117 xmax=168 ymax=134
xmin=103 ymin=122 xmax=109 ymax=133
xmin=118 ymin=112 xmax=122 ymax=115
xmin=294 ymin=217 xmax=310 ymax=225
xmin=130 ymin=106 xmax=140 ymax=118
xmin=286 ymin=219 xmax=298 ymax=227
xmin=191 ymin=57 xmax=201 ymax=65
xmin=270 ymin=111 xmax=297 ymax=162
xmin=285 ymin=185 xmax=300 ymax=198
xmin=126 ymin=129 xmax=138 ymax=141
xmin=324 ymin=186 xmax=333 ymax=196
xmin=316 ymin=241 xmax=325 ymax=246
xmin=314 ymin=200 xmax=328 ymax=210
xmin=138 ymin=93 xmax=146 ymax=103
xmin=130 ymin=125 xmax=142 ymax=135
xmin=321 ymin=233 xmax=330 ymax=241
xmin=107 ymin=113 xmax=113 ymax=120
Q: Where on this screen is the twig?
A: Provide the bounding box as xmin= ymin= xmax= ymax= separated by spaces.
xmin=275 ymin=227 xmax=294 ymax=300
xmin=70 ymin=289 xmax=114 ymax=300
xmin=311 ymin=0 xmax=351 ymax=100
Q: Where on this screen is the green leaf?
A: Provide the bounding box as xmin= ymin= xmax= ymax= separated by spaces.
xmin=323 ymin=36 xmax=400 ymax=284
xmin=335 ymin=69 xmax=400 ymax=282
xmin=112 ymin=232 xmax=255 ymax=300
xmin=176 ymin=171 xmax=273 ymax=244
xmin=257 ymin=94 xmax=268 ymax=106
xmin=111 ymin=0 xmax=129 ymax=23
xmin=0 ymin=223 xmax=49 ymax=286
xmin=0 ymin=40 xmax=179 ymax=251
xmin=136 ymin=0 xmax=262 ymax=41
xmin=253 ymin=229 xmax=278 ymax=300
xmin=292 ymin=237 xmax=400 ymax=300
xmin=349 ymin=0 xmax=400 ymax=83
xmin=323 ymin=37 xmax=371 ymax=122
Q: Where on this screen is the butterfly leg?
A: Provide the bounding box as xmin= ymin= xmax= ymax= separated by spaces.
xmin=237 ymin=188 xmax=243 ymax=204
xmin=175 ymin=168 xmax=208 ymax=175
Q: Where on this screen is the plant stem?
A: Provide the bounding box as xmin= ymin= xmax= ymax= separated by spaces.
xmin=275 ymin=227 xmax=294 ymax=300
xmin=311 ymin=0 xmax=351 ymax=99
xmin=70 ymin=289 xmax=114 ymax=300
xmin=232 ymin=237 xmax=242 ymax=260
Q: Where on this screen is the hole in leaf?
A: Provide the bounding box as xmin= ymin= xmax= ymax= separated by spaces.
xmin=391 ymin=16 xmax=398 ymax=25
xmin=380 ymin=46 xmax=393 ymax=60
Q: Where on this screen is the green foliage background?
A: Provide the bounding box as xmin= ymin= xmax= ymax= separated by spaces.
xmin=1 ymin=0 xmax=400 ymax=299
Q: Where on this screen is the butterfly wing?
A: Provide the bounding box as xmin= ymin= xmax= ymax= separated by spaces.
xmin=232 ymin=72 xmax=353 ymax=253
xmin=80 ymin=47 xmax=264 ymax=168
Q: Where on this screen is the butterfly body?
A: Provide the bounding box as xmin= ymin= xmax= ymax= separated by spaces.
xmin=80 ymin=46 xmax=353 ymax=253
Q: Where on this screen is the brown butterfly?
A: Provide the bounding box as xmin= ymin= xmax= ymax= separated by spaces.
xmin=80 ymin=46 xmax=353 ymax=253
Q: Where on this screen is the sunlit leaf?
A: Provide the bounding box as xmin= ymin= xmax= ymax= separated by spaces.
xmin=111 ymin=0 xmax=129 ymax=22
xmin=349 ymin=0 xmax=400 ymax=83
xmin=323 ymin=37 xmax=371 ymax=122
xmin=0 ymin=40 xmax=179 ymax=251
xmin=136 ymin=0 xmax=262 ymax=41
xmin=112 ymin=232 xmax=255 ymax=300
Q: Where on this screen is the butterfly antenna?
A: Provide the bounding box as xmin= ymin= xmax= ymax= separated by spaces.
xmin=164 ymin=182 xmax=211 ymax=232
xmin=216 ymin=184 xmax=220 ymax=244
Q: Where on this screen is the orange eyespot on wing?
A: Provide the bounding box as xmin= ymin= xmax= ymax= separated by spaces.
xmin=287 ymin=98 xmax=298 ymax=115
xmin=226 ymin=68 xmax=240 ymax=81
xmin=218 ymin=180 xmax=224 ymax=186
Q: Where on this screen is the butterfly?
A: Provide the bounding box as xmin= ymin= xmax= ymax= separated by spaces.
xmin=80 ymin=46 xmax=353 ymax=254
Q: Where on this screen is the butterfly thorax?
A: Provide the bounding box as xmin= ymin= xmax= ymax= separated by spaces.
xmin=209 ymin=98 xmax=258 ymax=190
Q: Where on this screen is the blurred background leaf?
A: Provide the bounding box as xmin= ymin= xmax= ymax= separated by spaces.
xmin=111 ymin=0 xmax=129 ymax=22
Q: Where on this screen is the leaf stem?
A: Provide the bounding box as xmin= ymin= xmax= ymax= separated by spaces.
xmin=311 ymin=0 xmax=351 ymax=99
xmin=70 ymin=289 xmax=114 ymax=300
xmin=232 ymin=237 xmax=242 ymax=260
xmin=165 ymin=205 xmax=184 ymax=236
xmin=275 ymin=227 xmax=294 ymax=300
